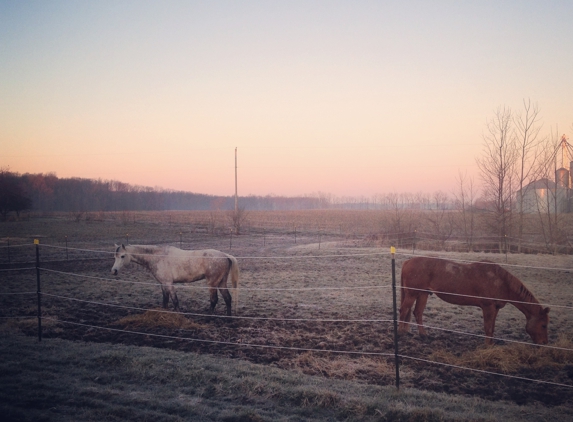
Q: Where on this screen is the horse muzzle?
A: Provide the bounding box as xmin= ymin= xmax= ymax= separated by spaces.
xmin=112 ymin=269 xmax=118 ymax=276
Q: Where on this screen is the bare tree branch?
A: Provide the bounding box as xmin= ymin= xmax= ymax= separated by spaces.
xmin=476 ymin=106 xmax=518 ymax=252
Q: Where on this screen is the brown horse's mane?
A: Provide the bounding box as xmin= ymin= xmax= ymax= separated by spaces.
xmin=486 ymin=262 xmax=538 ymax=304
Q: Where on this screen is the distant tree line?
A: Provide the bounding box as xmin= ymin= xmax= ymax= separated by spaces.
xmin=1 ymin=169 xmax=465 ymax=221
xmin=0 ymin=169 xmax=33 ymax=220
xmin=0 ymin=170 xmax=332 ymax=219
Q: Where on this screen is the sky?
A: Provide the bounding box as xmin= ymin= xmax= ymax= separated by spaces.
xmin=1 ymin=1 xmax=572 ymax=198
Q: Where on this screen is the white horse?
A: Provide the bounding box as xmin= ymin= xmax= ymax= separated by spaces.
xmin=111 ymin=244 xmax=239 ymax=315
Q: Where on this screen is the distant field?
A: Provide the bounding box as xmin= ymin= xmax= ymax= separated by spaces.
xmin=4 ymin=208 xmax=571 ymax=255
xmin=1 ymin=211 xmax=573 ymax=420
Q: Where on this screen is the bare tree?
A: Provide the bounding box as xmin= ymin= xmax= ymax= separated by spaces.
xmin=0 ymin=168 xmax=32 ymax=221
xmin=425 ymin=191 xmax=454 ymax=249
xmin=453 ymin=170 xmax=476 ymax=251
xmin=385 ymin=192 xmax=419 ymax=246
xmin=386 ymin=192 xmax=404 ymax=234
xmin=476 ymin=106 xmax=518 ymax=252
xmin=227 ymin=206 xmax=249 ymax=235
xmin=531 ymin=129 xmax=568 ymax=253
xmin=514 ymin=99 xmax=544 ymax=252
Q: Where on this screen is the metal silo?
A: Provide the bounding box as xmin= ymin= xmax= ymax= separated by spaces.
xmin=556 ymin=167 xmax=570 ymax=188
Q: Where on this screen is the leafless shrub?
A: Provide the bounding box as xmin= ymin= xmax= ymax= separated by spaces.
xmin=227 ymin=206 xmax=249 ymax=235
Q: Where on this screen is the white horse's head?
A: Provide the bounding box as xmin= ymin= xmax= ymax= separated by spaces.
xmin=111 ymin=244 xmax=131 ymax=275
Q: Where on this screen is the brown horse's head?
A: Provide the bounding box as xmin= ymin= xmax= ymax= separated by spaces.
xmin=525 ymin=306 xmax=550 ymax=344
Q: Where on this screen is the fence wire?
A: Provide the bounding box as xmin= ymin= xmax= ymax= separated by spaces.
xmin=1 ymin=240 xmax=573 ymax=393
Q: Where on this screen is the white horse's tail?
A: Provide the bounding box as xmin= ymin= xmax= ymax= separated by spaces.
xmin=228 ymin=256 xmax=240 ymax=314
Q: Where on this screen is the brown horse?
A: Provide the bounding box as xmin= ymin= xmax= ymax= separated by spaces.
xmin=398 ymin=257 xmax=549 ymax=345
xmin=112 ymin=244 xmax=239 ymax=316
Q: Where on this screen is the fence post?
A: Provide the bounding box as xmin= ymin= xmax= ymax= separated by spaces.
xmin=391 ymin=246 xmax=400 ymax=389
xmin=229 ymin=228 xmax=233 ymax=250
xmin=35 ymin=239 xmax=42 ymax=342
xmin=504 ymin=235 xmax=508 ymax=262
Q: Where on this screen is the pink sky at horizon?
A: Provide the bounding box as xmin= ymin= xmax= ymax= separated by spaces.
xmin=1 ymin=1 xmax=572 ymax=198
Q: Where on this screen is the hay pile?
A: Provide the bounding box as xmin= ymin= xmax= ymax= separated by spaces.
xmin=430 ymin=336 xmax=573 ymax=373
xmin=113 ymin=309 xmax=206 ymax=331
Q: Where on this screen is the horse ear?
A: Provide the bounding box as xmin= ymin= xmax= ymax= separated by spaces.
xmin=543 ymin=307 xmax=550 ymax=315
xmin=114 ymin=243 xmax=119 ymax=248
xmin=121 ymin=243 xmax=126 ymax=249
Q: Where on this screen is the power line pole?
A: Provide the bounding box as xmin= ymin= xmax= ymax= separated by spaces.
xmin=235 ymin=147 xmax=238 ymax=215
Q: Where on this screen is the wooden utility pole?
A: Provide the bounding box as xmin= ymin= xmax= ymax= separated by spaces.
xmin=235 ymin=147 xmax=238 ymax=215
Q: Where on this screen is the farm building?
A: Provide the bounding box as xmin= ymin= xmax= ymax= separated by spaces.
xmin=516 ymin=177 xmax=570 ymax=214
xmin=517 ymin=134 xmax=573 ymax=214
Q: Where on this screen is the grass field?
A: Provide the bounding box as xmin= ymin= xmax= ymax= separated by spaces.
xmin=1 ymin=211 xmax=573 ymax=421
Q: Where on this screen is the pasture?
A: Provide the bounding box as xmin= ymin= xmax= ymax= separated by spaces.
xmin=1 ymin=211 xmax=573 ymax=420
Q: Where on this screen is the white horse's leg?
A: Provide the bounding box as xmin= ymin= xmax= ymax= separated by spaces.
xmin=217 ymin=264 xmax=233 ymax=316
xmin=161 ymin=285 xmax=170 ymax=308
xmin=209 ymin=287 xmax=218 ymax=313
xmin=161 ymin=284 xmax=179 ymax=311
xmin=219 ymin=286 xmax=232 ymax=316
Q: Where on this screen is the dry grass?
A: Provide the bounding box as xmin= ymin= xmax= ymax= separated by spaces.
xmin=0 ymin=314 xmax=61 ymax=335
xmin=4 ymin=333 xmax=571 ymax=421
xmin=430 ymin=336 xmax=573 ymax=374
xmin=112 ymin=308 xmax=207 ymax=330
xmin=281 ymin=352 xmax=393 ymax=380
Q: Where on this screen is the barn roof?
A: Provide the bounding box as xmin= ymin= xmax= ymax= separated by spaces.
xmin=518 ymin=178 xmax=556 ymax=193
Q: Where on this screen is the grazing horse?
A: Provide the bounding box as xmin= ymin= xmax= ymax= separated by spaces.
xmin=399 ymin=257 xmax=549 ymax=345
xmin=111 ymin=244 xmax=239 ymax=316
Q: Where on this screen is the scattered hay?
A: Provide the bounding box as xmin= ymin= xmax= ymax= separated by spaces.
xmin=280 ymin=352 xmax=393 ymax=380
xmin=112 ymin=309 xmax=207 ymax=330
xmin=430 ymin=336 xmax=573 ymax=374
xmin=0 ymin=315 xmax=61 ymax=335
xmin=0 ymin=319 xmax=27 ymax=334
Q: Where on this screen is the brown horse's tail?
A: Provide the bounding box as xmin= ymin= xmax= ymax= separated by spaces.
xmin=228 ymin=256 xmax=240 ymax=314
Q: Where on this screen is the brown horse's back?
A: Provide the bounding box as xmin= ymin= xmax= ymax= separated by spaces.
xmin=401 ymin=257 xmax=510 ymax=307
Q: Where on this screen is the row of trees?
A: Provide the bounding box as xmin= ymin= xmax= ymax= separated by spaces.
xmin=0 ymin=169 xmax=465 ymax=219
xmin=0 ymin=171 xmax=336 ymax=220
xmin=335 ymin=99 xmax=571 ymax=254
xmin=0 ymin=171 xmax=213 ymax=216
xmin=474 ymin=99 xmax=572 ymax=252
